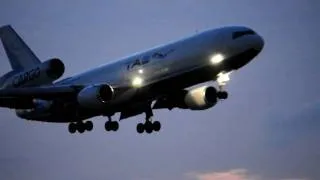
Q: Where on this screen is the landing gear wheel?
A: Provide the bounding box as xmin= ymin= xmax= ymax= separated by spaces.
xmin=217 ymin=91 xmax=228 ymax=99
xmin=152 ymin=121 xmax=161 ymax=132
xmin=105 ymin=120 xmax=119 ymax=131
xmin=111 ymin=121 xmax=119 ymax=131
xmin=136 ymin=123 xmax=144 ymax=134
xmin=68 ymin=123 xmax=76 ymax=134
xmin=77 ymin=122 xmax=85 ymax=133
xmin=105 ymin=121 xmax=111 ymax=131
xmin=85 ymin=121 xmax=93 ymax=131
xmin=145 ymin=121 xmax=153 ymax=134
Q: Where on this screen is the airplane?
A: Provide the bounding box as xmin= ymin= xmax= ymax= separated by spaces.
xmin=0 ymin=25 xmax=264 ymax=134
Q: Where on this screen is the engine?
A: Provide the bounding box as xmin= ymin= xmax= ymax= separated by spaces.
xmin=153 ymin=86 xmax=218 ymax=110
xmin=15 ymin=99 xmax=53 ymax=120
xmin=33 ymin=99 xmax=53 ymax=111
xmin=183 ymin=86 xmax=218 ymax=110
xmin=4 ymin=58 xmax=65 ymax=88
xmin=77 ymin=84 xmax=114 ymax=109
xmin=43 ymin=58 xmax=65 ymax=80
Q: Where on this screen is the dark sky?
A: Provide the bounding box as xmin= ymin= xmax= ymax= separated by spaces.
xmin=0 ymin=0 xmax=320 ymax=180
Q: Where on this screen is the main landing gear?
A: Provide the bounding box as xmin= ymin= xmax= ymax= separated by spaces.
xmin=136 ymin=107 xmax=161 ymax=134
xmin=68 ymin=121 xmax=93 ymax=134
xmin=136 ymin=118 xmax=161 ymax=134
xmin=104 ymin=116 xmax=119 ymax=131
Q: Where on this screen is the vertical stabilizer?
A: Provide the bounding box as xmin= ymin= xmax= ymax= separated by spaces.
xmin=0 ymin=25 xmax=41 ymax=70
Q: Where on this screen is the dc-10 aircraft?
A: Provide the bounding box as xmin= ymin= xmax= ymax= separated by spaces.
xmin=0 ymin=25 xmax=264 ymax=134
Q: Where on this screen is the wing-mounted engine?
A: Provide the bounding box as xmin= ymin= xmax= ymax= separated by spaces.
xmin=184 ymin=86 xmax=218 ymax=110
xmin=32 ymin=99 xmax=53 ymax=111
xmin=153 ymin=86 xmax=218 ymax=110
xmin=2 ymin=58 xmax=65 ymax=88
xmin=77 ymin=84 xmax=114 ymax=109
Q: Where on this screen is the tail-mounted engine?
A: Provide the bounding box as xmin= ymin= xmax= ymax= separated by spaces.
xmin=3 ymin=58 xmax=65 ymax=88
xmin=43 ymin=58 xmax=65 ymax=80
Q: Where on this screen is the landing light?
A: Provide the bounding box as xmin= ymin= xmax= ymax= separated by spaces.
xmin=210 ymin=53 xmax=225 ymax=65
xmin=138 ymin=69 xmax=144 ymax=74
xmin=217 ymin=72 xmax=231 ymax=86
xmin=132 ymin=76 xmax=144 ymax=87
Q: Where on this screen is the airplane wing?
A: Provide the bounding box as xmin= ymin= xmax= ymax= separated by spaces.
xmin=0 ymin=85 xmax=81 ymax=99
xmin=0 ymin=97 xmax=35 ymax=109
xmin=0 ymin=84 xmax=129 ymax=109
xmin=0 ymin=85 xmax=82 ymax=109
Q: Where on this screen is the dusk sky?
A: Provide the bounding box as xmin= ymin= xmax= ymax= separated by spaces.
xmin=0 ymin=0 xmax=319 ymax=180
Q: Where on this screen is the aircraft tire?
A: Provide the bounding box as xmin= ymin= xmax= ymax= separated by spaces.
xmin=136 ymin=123 xmax=144 ymax=133
xmin=111 ymin=121 xmax=119 ymax=131
xmin=145 ymin=121 xmax=153 ymax=134
xmin=152 ymin=121 xmax=161 ymax=132
xmin=105 ymin=121 xmax=111 ymax=131
xmin=77 ymin=122 xmax=85 ymax=133
xmin=217 ymin=91 xmax=228 ymax=99
xmin=85 ymin=121 xmax=93 ymax=131
xmin=68 ymin=123 xmax=76 ymax=134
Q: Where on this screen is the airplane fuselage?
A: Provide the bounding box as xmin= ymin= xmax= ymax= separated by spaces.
xmin=15 ymin=26 xmax=264 ymax=123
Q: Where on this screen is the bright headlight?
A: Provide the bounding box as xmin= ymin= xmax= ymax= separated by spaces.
xmin=132 ymin=76 xmax=144 ymax=87
xmin=217 ymin=72 xmax=231 ymax=86
xmin=210 ymin=53 xmax=225 ymax=65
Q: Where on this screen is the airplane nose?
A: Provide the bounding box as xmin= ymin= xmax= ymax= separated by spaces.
xmin=254 ymin=34 xmax=264 ymax=51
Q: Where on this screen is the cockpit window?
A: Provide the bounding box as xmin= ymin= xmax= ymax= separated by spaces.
xmin=232 ymin=30 xmax=255 ymax=39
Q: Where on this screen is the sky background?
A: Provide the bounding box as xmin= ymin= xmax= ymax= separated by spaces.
xmin=0 ymin=0 xmax=319 ymax=180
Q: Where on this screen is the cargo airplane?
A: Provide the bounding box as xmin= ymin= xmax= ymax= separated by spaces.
xmin=0 ymin=25 xmax=264 ymax=134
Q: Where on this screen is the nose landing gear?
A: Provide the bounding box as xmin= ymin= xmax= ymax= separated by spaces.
xmin=136 ymin=105 xmax=161 ymax=134
xmin=217 ymin=90 xmax=228 ymax=100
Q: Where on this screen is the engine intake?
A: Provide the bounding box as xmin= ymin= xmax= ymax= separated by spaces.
xmin=45 ymin=58 xmax=65 ymax=79
xmin=184 ymin=86 xmax=217 ymax=110
xmin=77 ymin=84 xmax=114 ymax=109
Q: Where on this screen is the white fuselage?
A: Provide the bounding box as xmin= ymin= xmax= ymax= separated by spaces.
xmin=17 ymin=26 xmax=264 ymax=122
xmin=59 ymin=26 xmax=262 ymax=102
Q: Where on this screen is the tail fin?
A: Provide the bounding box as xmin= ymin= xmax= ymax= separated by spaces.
xmin=0 ymin=25 xmax=41 ymax=70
